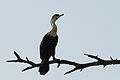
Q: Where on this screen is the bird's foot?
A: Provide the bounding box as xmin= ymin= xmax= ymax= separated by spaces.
xmin=53 ymin=58 xmax=61 ymax=68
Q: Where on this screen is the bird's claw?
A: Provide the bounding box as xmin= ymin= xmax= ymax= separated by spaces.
xmin=53 ymin=58 xmax=61 ymax=68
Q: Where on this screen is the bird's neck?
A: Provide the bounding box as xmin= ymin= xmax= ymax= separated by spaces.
xmin=48 ymin=19 xmax=57 ymax=37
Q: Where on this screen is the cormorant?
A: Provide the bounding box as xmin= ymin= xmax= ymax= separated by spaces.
xmin=39 ymin=14 xmax=64 ymax=75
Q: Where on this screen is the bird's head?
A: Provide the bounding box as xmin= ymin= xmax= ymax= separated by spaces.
xmin=51 ymin=14 xmax=64 ymax=24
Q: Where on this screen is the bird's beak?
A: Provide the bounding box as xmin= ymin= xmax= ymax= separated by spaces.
xmin=56 ymin=14 xmax=64 ymax=20
xmin=60 ymin=14 xmax=64 ymax=17
xmin=58 ymin=14 xmax=64 ymax=19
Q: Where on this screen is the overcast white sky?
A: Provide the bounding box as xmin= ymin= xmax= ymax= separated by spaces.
xmin=1 ymin=0 xmax=120 ymax=80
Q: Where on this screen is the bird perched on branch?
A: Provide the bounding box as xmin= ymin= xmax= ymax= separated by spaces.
xmin=39 ymin=14 xmax=64 ymax=75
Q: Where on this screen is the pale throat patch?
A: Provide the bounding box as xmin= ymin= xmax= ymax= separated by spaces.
xmin=48 ymin=17 xmax=58 ymax=37
xmin=48 ymin=26 xmax=57 ymax=37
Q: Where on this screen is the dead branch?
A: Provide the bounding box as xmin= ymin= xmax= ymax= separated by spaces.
xmin=7 ymin=51 xmax=120 ymax=75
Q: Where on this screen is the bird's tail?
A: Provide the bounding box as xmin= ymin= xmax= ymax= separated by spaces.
xmin=39 ymin=59 xmax=49 ymax=75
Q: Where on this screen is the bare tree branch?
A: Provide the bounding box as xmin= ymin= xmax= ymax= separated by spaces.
xmin=7 ymin=51 xmax=120 ymax=75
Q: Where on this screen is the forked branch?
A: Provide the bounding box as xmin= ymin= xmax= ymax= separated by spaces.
xmin=7 ymin=51 xmax=120 ymax=75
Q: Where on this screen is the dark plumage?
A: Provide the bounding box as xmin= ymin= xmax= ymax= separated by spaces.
xmin=39 ymin=14 xmax=63 ymax=75
xmin=39 ymin=33 xmax=58 ymax=75
xmin=39 ymin=60 xmax=49 ymax=75
xmin=40 ymin=33 xmax=58 ymax=60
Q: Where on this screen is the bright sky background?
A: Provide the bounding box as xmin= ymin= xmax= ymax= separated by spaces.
xmin=1 ymin=0 xmax=120 ymax=80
